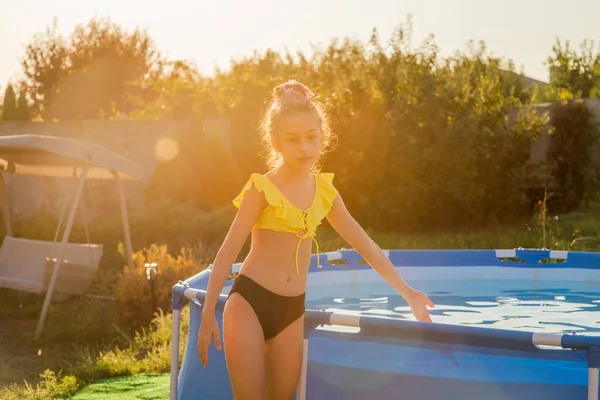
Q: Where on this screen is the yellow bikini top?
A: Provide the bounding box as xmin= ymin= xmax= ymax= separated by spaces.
xmin=232 ymin=172 xmax=338 ymax=274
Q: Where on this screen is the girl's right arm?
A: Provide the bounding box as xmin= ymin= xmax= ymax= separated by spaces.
xmin=201 ymin=185 xmax=266 ymax=315
xmin=198 ymin=185 xmax=265 ymax=366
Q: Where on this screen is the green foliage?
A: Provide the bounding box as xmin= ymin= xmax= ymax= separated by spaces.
xmin=2 ymin=84 xmax=18 ymax=120
xmin=12 ymin=15 xmax=600 ymax=233
xmin=128 ymin=60 xmax=212 ymax=120
xmin=0 ymin=305 xmax=189 ymax=400
xmin=137 ymin=18 xmax=548 ymax=232
xmin=72 ymin=307 xmax=189 ymax=380
xmin=350 ymin=36 xmax=548 ymax=231
xmin=21 ymin=16 xmax=161 ymax=120
xmin=0 ymin=369 xmax=79 ymax=400
xmin=548 ymin=99 xmax=600 ymax=211
xmin=145 ymin=128 xmax=243 ymax=211
xmin=115 ymin=244 xmax=201 ymax=328
xmin=20 ymin=19 xmax=69 ymax=120
xmin=16 ymin=90 xmax=31 ymax=121
xmin=546 ymin=38 xmax=600 ymax=100
xmin=1 ymin=86 xmax=32 ymax=121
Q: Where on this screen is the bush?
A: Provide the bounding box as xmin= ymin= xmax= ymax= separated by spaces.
xmin=124 ymin=200 xmax=235 ymax=254
xmin=145 ymin=126 xmax=244 ymax=211
xmin=136 ymin=18 xmax=549 ymax=233
xmin=73 ymin=307 xmax=190 ymax=381
xmin=548 ymin=99 xmax=600 ymax=212
xmin=0 ymin=370 xmax=79 ymax=400
xmin=115 ymin=244 xmax=204 ymax=328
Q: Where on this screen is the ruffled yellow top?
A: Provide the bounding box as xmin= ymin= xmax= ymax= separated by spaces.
xmin=232 ymin=172 xmax=338 ymax=274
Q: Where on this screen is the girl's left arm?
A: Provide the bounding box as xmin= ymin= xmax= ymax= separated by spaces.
xmin=326 ymin=193 xmax=435 ymax=322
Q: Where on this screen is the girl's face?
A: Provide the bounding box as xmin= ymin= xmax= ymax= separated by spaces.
xmin=273 ymin=110 xmax=323 ymax=171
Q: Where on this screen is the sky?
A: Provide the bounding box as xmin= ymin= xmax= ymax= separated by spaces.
xmin=1 ymin=0 xmax=600 ymax=90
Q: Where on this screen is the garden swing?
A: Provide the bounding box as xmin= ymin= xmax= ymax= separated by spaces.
xmin=0 ymin=134 xmax=144 ymax=339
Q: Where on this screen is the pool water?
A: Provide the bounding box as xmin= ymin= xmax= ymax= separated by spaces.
xmin=306 ymin=279 xmax=600 ymax=336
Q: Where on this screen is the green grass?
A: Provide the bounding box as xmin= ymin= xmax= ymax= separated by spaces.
xmin=0 ymin=303 xmax=189 ymax=400
xmin=66 ymin=373 xmax=169 ymax=400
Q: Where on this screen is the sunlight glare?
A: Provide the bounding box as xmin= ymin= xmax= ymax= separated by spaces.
xmin=155 ymin=136 xmax=179 ymax=162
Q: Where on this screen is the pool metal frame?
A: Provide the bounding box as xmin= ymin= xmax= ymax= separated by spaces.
xmin=170 ymin=248 xmax=600 ymax=400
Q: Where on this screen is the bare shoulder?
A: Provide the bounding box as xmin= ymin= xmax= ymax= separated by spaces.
xmin=328 ymin=189 xmax=348 ymax=214
xmin=236 ymin=182 xmax=267 ymax=214
xmin=325 ymin=190 xmax=370 ymax=250
xmin=218 ymin=180 xmax=266 ymax=255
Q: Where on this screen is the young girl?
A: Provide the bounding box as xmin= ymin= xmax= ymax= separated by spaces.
xmin=197 ymin=80 xmax=435 ymax=399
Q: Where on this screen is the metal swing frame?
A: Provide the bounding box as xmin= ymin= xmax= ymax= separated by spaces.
xmin=0 ymin=134 xmax=144 ymax=339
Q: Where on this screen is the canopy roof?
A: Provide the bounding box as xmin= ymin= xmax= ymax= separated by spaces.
xmin=0 ymin=134 xmax=144 ymax=179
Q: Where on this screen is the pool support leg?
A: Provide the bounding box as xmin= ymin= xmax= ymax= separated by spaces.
xmin=296 ymin=320 xmax=322 ymax=400
xmin=170 ymin=282 xmax=186 ymax=400
xmin=589 ymin=346 xmax=600 ymax=400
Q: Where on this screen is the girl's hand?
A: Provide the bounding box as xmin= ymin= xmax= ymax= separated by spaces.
xmin=404 ymin=288 xmax=435 ymax=322
xmin=197 ymin=312 xmax=222 ymax=367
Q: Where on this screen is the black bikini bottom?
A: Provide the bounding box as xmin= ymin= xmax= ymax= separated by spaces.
xmin=226 ymin=274 xmax=306 ymax=340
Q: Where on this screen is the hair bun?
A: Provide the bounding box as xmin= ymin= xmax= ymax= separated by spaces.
xmin=274 ymin=80 xmax=314 ymax=101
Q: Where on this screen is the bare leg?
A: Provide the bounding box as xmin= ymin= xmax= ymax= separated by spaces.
xmin=223 ymin=293 xmax=265 ymax=400
xmin=264 ymin=314 xmax=305 ymax=400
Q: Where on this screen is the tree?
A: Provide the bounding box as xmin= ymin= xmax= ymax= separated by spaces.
xmin=20 ymin=18 xmax=69 ymax=120
xmin=546 ymin=38 xmax=600 ymax=100
xmin=16 ymin=90 xmax=31 ymax=121
xmin=2 ymin=84 xmax=18 ymax=120
xmin=21 ymin=16 xmax=162 ymax=120
xmin=136 ymin=16 xmax=549 ymax=232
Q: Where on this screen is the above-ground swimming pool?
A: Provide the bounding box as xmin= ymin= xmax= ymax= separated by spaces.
xmin=171 ymin=249 xmax=600 ymax=399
